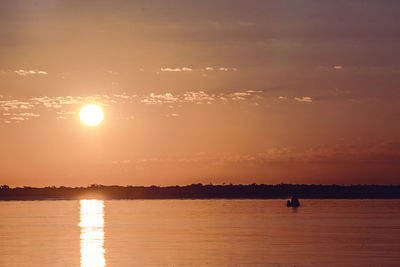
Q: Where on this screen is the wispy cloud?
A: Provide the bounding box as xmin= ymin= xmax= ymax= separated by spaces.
xmin=0 ymin=89 xmax=267 ymax=123
xmin=183 ymin=91 xmax=215 ymax=104
xmin=0 ymin=112 xmax=40 ymax=123
xmin=0 ymin=99 xmax=34 ymax=111
xmin=160 ymin=67 xmax=193 ymax=72
xmin=56 ymin=110 xmax=75 ymax=120
xmin=1 ymin=94 xmax=118 ymax=123
xmin=218 ymin=67 xmax=238 ymax=71
xmin=15 ymin=69 xmax=48 ymax=76
xmin=106 ymin=70 xmax=119 ymax=75
xmin=112 ymin=159 xmax=132 ymax=165
xmin=164 ymin=113 xmax=179 ymax=118
xmin=113 ymin=93 xmax=134 ymax=100
xmin=203 ymin=67 xmax=238 ymax=72
xmin=141 ymin=93 xmax=179 ymax=104
xmin=333 ymin=65 xmax=343 ymax=70
xmin=295 ymin=96 xmax=313 ymax=103
xmin=131 ymin=141 xmax=400 ymax=167
xmin=229 ymin=90 xmax=263 ymax=101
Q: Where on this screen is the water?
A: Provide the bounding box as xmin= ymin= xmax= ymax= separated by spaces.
xmin=0 ymin=199 xmax=400 ymax=266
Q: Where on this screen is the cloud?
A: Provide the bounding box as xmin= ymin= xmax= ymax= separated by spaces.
xmin=164 ymin=113 xmax=179 ymax=118
xmin=1 ymin=94 xmax=120 ymax=123
xmin=204 ymin=67 xmax=238 ymax=72
xmin=106 ymin=70 xmax=119 ymax=75
xmin=0 ymin=110 xmax=41 ymax=123
xmin=0 ymin=99 xmax=34 ymax=111
xmin=160 ymin=67 xmax=193 ymax=72
xmin=140 ymin=90 xmax=262 ymax=105
xmin=113 ymin=94 xmax=131 ymax=99
xmin=15 ymin=69 xmax=48 ymax=76
xmin=184 ymin=91 xmax=215 ymax=104
xmin=231 ymin=92 xmax=250 ymax=100
xmin=300 ymin=142 xmax=400 ymax=164
xmin=18 ymin=112 xmax=40 ymax=117
xmin=295 ymin=96 xmax=313 ymax=103
xmin=333 ymin=65 xmax=343 ymax=70
xmin=31 ymin=94 xmax=122 ymax=109
xmin=0 ymin=89 xmax=267 ymax=124
xmin=10 ymin=117 xmax=25 ymax=121
xmin=230 ymin=90 xmax=263 ymax=101
xmin=279 ymin=96 xmax=288 ymax=100
xmin=219 ymin=67 xmax=238 ymax=71
xmin=133 ymin=141 xmax=400 ymax=167
xmin=159 ymin=66 xmax=239 ymax=73
xmin=56 ymin=110 xmax=75 ymax=118
xmin=141 ymin=93 xmax=179 ymax=104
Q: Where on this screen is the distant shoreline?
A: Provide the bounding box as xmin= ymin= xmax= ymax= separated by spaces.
xmin=1 ymin=184 xmax=400 ymax=200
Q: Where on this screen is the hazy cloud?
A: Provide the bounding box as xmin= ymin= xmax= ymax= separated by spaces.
xmin=295 ymin=96 xmax=313 ymax=103
xmin=219 ymin=67 xmax=235 ymax=71
xmin=164 ymin=113 xmax=179 ymax=118
xmin=106 ymin=70 xmax=119 ymax=75
xmin=230 ymin=90 xmax=263 ymax=101
xmin=15 ymin=69 xmax=48 ymax=76
xmin=0 ymin=99 xmax=34 ymax=111
xmin=10 ymin=117 xmax=25 ymax=121
xmin=141 ymin=93 xmax=179 ymax=104
xmin=202 ymin=67 xmax=238 ymax=72
xmin=18 ymin=112 xmax=40 ymax=117
xmin=133 ymin=141 xmax=400 ymax=167
xmin=183 ymin=91 xmax=215 ymax=104
xmin=160 ymin=67 xmax=193 ymax=72
xmin=1 ymin=90 xmax=267 ymax=122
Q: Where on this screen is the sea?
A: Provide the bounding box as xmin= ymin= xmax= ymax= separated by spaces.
xmin=0 ymin=199 xmax=399 ymax=266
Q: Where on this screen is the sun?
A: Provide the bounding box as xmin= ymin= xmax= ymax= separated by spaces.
xmin=80 ymin=104 xmax=104 ymax=126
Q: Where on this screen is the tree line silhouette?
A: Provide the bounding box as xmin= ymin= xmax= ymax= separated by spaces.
xmin=1 ymin=183 xmax=399 ymax=200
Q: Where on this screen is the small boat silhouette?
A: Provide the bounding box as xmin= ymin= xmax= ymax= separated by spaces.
xmin=286 ymin=196 xmax=300 ymax=207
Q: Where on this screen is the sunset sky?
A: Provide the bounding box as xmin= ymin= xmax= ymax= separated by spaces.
xmin=1 ymin=0 xmax=399 ymax=186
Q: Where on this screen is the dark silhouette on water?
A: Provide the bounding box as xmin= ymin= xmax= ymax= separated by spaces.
xmin=1 ymin=183 xmax=400 ymax=200
xmin=292 ymin=196 xmax=300 ymax=207
xmin=286 ymin=196 xmax=300 ymax=207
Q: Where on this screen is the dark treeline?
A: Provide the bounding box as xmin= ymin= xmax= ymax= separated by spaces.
xmin=1 ymin=184 xmax=400 ymax=200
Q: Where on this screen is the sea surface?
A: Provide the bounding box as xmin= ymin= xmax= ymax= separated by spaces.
xmin=0 ymin=199 xmax=399 ymax=267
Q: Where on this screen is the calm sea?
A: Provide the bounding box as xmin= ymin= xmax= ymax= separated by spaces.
xmin=0 ymin=199 xmax=399 ymax=267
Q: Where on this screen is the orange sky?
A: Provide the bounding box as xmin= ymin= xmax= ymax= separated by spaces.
xmin=1 ymin=1 xmax=400 ymax=186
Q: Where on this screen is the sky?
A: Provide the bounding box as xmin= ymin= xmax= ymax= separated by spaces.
xmin=1 ymin=0 xmax=400 ymax=186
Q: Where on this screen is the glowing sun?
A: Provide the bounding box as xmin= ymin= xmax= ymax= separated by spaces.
xmin=80 ymin=104 xmax=104 ymax=126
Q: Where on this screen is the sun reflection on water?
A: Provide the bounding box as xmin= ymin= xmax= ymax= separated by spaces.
xmin=79 ymin=200 xmax=106 ymax=267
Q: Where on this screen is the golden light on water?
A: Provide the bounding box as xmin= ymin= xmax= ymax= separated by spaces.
xmin=79 ymin=200 xmax=106 ymax=267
